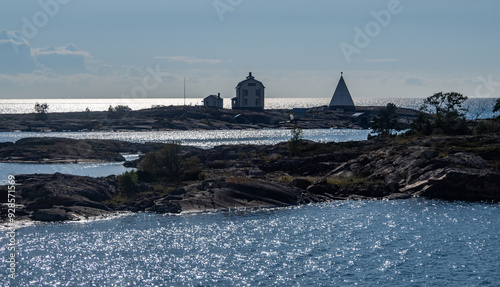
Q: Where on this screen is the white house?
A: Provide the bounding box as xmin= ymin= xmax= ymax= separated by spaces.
xmin=329 ymin=72 xmax=355 ymax=111
xmin=232 ymin=72 xmax=265 ymax=110
xmin=203 ymin=93 xmax=223 ymax=109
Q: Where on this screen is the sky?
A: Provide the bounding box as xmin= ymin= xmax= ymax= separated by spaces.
xmin=0 ymin=0 xmax=500 ymax=100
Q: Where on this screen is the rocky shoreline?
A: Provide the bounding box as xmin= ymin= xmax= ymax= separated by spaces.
xmin=0 ymin=105 xmax=419 ymax=132
xmin=1 ymin=134 xmax=499 ymax=223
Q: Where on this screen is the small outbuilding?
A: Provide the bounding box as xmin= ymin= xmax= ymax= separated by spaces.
xmin=203 ymin=93 xmax=223 ymax=109
xmin=351 ymin=112 xmax=370 ymax=127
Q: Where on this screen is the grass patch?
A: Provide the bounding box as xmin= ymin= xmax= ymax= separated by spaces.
xmin=102 ymin=193 xmax=130 ymax=206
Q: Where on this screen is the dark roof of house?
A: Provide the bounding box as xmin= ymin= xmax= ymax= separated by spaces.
xmin=236 ymin=72 xmax=265 ymax=89
xmin=203 ymin=95 xmax=222 ymax=101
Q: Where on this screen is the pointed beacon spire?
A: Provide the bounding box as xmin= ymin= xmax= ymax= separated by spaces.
xmin=329 ymin=72 xmax=355 ymax=110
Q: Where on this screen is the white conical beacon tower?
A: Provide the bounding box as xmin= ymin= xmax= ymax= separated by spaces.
xmin=329 ymin=72 xmax=355 ymax=111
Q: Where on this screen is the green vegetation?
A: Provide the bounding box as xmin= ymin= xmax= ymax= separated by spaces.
xmin=84 ymin=107 xmax=91 ymax=118
xmin=474 ymin=120 xmax=498 ymax=135
xmin=409 ymin=92 xmax=469 ymax=135
xmin=371 ymin=103 xmax=399 ymax=137
xmin=494 ymin=98 xmax=500 ymax=114
xmin=139 ymin=143 xmax=181 ymax=182
xmin=198 ymin=172 xmax=207 ymax=181
xmin=138 ymin=142 xmax=203 ymax=182
xmin=107 ymin=105 xmax=132 ymax=118
xmin=118 ymin=170 xmax=138 ymax=195
xmin=34 ymin=102 xmax=49 ymax=120
xmin=287 ymin=126 xmax=304 ymax=156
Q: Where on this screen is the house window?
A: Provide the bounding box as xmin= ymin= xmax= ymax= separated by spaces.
xmin=256 ymin=99 xmax=260 ymax=106
xmin=243 ymin=90 xmax=248 ymax=97
xmin=244 ymin=99 xmax=248 ymax=106
xmin=255 ymin=90 xmax=261 ymax=97
xmin=248 ymin=83 xmax=256 ymax=87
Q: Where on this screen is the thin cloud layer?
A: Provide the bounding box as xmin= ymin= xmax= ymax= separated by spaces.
xmin=155 ymin=56 xmax=222 ymax=65
xmin=33 ymin=43 xmax=90 ymax=75
xmin=0 ymin=30 xmax=92 ymax=76
xmin=0 ymin=30 xmax=40 ymax=74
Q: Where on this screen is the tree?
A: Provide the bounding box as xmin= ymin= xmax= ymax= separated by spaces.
xmin=421 ymin=92 xmax=468 ymax=116
xmin=138 ymin=143 xmax=181 ymax=181
xmin=494 ymin=98 xmax=500 ymax=113
xmin=371 ymin=103 xmax=398 ymax=137
xmin=410 ymin=112 xmax=433 ymax=136
xmin=118 ymin=170 xmax=138 ymax=195
xmin=34 ymin=102 xmax=49 ymax=120
xmin=287 ymin=126 xmax=303 ymax=156
xmin=107 ymin=105 xmax=131 ymax=118
xmin=419 ymin=92 xmax=469 ymax=135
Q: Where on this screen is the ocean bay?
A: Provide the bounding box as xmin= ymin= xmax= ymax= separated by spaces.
xmin=2 ymin=199 xmax=499 ymax=286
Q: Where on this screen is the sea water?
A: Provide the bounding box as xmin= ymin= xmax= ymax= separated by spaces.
xmin=0 ymin=162 xmax=135 ymax=185
xmin=0 ymin=97 xmax=498 ymax=119
xmin=0 ymin=129 xmax=371 ymax=148
xmin=1 ymin=199 xmax=498 ymax=286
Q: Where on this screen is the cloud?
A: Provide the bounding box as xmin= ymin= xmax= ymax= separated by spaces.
xmin=33 ymin=43 xmax=91 ymax=75
xmin=365 ymin=59 xmax=398 ymax=63
xmin=154 ymin=56 xmax=222 ymax=65
xmin=0 ymin=30 xmax=93 ymax=76
xmin=404 ymin=76 xmax=425 ymax=86
xmin=0 ymin=30 xmax=41 ymax=74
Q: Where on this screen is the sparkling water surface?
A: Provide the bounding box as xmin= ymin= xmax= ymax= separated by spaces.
xmin=0 ymin=129 xmax=371 ymax=148
xmin=0 ymin=162 xmax=135 ymax=185
xmin=0 ymin=97 xmax=498 ymax=119
xmin=1 ymin=199 xmax=498 ymax=286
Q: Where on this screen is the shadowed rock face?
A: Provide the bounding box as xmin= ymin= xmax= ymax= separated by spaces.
xmin=148 ymin=178 xmax=316 ymax=214
xmin=327 ymin=144 xmax=500 ymax=201
xmin=12 ymin=173 xmax=119 ymax=221
xmin=0 ymin=137 xmax=167 ymax=163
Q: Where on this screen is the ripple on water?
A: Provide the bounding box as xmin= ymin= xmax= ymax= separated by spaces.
xmin=1 ymin=199 xmax=498 ymax=286
xmin=0 ymin=129 xmax=371 ymax=148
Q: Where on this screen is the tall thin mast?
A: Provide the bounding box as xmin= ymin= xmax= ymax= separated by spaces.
xmin=183 ymin=77 xmax=186 ymax=106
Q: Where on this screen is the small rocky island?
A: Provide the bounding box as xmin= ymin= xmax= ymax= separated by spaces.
xmin=0 ymin=104 xmax=419 ymax=132
xmin=1 ymin=133 xmax=499 ymax=223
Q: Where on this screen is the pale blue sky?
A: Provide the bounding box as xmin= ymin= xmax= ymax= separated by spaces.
xmin=0 ymin=0 xmax=499 ymax=99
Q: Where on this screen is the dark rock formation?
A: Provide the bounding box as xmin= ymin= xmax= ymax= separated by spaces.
xmin=0 ymin=137 xmax=173 ymax=163
xmin=148 ymin=178 xmax=317 ymax=214
xmin=2 ymin=134 xmax=499 ymax=223
xmin=0 ymin=105 xmax=420 ymax=132
xmin=13 ymin=173 xmax=118 ymax=221
xmin=327 ymin=137 xmax=500 ymax=201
